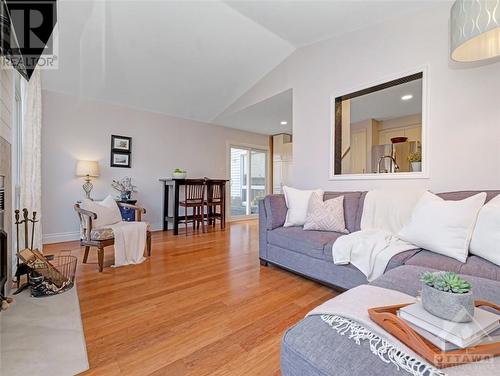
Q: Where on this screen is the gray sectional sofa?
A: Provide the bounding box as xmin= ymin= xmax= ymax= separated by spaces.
xmin=258 ymin=190 xmax=500 ymax=376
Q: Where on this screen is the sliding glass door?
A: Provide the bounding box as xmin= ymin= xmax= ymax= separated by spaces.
xmin=230 ymin=146 xmax=268 ymax=219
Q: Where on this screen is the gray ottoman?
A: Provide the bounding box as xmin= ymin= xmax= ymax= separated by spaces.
xmin=281 ymin=265 xmax=500 ymax=376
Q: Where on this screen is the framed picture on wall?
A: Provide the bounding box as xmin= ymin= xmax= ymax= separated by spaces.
xmin=111 ymin=135 xmax=132 ymax=152
xmin=111 ymin=135 xmax=132 ymax=168
xmin=111 ymin=151 xmax=131 ymax=168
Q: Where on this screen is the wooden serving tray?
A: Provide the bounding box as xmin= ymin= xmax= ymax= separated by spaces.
xmin=368 ymin=300 xmax=500 ymax=369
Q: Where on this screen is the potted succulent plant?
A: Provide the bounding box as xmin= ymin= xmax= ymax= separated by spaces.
xmin=407 ymin=151 xmax=422 ymax=172
xmin=172 ymin=168 xmax=187 ymax=179
xmin=420 ymin=271 xmax=474 ymax=322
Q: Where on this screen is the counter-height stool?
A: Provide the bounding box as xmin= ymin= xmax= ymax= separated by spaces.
xmin=179 ymin=179 xmax=206 ymax=235
xmin=206 ymin=180 xmax=226 ymax=230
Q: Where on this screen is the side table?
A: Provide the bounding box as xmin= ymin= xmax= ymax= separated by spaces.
xmin=116 ymin=199 xmax=137 ymax=221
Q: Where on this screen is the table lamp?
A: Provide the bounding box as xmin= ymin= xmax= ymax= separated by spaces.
xmin=76 ymin=160 xmax=100 ymax=198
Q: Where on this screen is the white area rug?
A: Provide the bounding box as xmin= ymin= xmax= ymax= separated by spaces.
xmin=0 ymin=285 xmax=89 ymax=376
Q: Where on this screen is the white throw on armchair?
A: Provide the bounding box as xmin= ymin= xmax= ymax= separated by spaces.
xmin=74 ymin=198 xmax=152 ymax=272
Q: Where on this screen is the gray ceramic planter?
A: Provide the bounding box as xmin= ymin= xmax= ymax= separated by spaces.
xmin=421 ymin=283 xmax=474 ymax=323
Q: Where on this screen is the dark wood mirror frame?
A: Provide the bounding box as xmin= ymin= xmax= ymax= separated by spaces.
xmin=333 ymin=72 xmax=424 ymax=176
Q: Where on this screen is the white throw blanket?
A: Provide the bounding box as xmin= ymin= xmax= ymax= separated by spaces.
xmin=333 ymin=230 xmax=418 ymax=282
xmin=307 ymin=285 xmax=500 ymax=376
xmin=108 ymin=221 xmax=147 ymax=267
xmin=333 ymin=190 xmax=424 ymax=281
xmin=360 ymin=189 xmax=426 ymax=233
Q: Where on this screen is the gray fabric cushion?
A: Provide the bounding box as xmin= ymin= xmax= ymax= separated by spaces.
xmin=437 ymin=190 xmax=500 ymax=203
xmin=267 ymin=227 xmax=343 ymax=260
xmin=267 ymin=244 xmax=368 ymax=290
xmin=355 ymin=191 xmax=367 ymax=231
xmin=264 ymin=192 xmax=363 ymax=233
xmin=264 ymin=194 xmax=288 ymax=230
xmin=282 ymin=266 xmax=500 ymax=376
xmin=323 ymin=191 xmax=362 ymax=233
xmin=404 ymin=250 xmax=500 ymax=281
xmin=282 ymin=316 xmax=403 ymax=376
xmin=258 ymin=199 xmax=269 ymax=260
xmin=371 ymin=265 xmax=500 ymax=305
xmin=385 ymin=250 xmax=420 ymax=272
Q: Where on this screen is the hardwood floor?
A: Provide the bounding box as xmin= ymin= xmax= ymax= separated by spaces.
xmin=44 ymin=220 xmax=337 ymax=376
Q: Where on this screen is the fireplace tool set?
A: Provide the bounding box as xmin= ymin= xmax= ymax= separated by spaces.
xmin=14 ymin=209 xmax=77 ymax=297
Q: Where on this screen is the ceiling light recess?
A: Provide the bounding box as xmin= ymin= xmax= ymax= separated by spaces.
xmin=280 ymin=121 xmax=288 ymax=125
xmin=401 ymin=94 xmax=413 ymax=101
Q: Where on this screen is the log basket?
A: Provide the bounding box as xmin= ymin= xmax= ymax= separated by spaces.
xmin=28 ymin=251 xmax=77 ymax=298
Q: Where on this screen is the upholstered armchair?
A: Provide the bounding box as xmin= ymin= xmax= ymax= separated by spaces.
xmin=74 ymin=202 xmax=152 ymax=272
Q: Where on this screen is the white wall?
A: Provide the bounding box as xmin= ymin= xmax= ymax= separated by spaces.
xmin=41 ymin=90 xmax=269 ymax=243
xmin=222 ymin=3 xmax=500 ymax=192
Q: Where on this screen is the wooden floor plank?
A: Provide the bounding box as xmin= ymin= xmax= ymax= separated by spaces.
xmin=44 ymin=220 xmax=337 ymax=375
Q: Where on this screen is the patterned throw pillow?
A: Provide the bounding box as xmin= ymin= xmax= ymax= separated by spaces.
xmin=303 ymin=193 xmax=348 ymax=233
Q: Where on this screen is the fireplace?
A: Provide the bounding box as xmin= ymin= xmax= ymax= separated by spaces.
xmin=0 ymin=175 xmax=6 ymax=295
xmin=1 ymin=229 xmax=6 ymax=296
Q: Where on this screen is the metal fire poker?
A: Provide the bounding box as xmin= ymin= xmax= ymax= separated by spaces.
xmin=13 ymin=209 xmax=39 ymax=295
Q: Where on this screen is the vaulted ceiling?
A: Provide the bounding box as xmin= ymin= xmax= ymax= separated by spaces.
xmin=42 ymin=0 xmax=440 ymax=132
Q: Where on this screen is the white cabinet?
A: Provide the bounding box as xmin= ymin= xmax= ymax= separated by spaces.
xmin=273 ymin=134 xmax=293 ymax=194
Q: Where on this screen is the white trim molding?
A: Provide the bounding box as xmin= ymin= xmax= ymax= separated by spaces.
xmin=329 ymin=65 xmax=430 ymax=181
xmin=43 ymin=231 xmax=80 ymax=244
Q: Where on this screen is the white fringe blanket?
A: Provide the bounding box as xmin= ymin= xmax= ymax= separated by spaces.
xmin=307 ymin=285 xmax=499 ymax=376
xmin=332 ymin=189 xmax=424 ymax=282
xmin=108 ymin=221 xmax=147 ymax=267
xmin=333 ymin=229 xmax=418 ymax=282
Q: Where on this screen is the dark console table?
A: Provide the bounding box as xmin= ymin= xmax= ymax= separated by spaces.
xmin=159 ymin=178 xmax=228 ymax=235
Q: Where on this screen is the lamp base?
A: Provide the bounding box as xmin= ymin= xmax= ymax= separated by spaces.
xmin=82 ymin=177 xmax=93 ymax=199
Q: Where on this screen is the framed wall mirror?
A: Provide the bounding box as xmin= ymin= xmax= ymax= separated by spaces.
xmin=331 ymin=70 xmax=427 ymax=179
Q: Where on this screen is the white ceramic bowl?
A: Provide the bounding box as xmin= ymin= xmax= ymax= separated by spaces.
xmin=172 ymin=172 xmax=187 ymax=179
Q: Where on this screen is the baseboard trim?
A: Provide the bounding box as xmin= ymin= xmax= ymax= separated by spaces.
xmin=42 ymin=222 xmax=164 ymax=244
xmin=43 ymin=231 xmax=80 ymax=244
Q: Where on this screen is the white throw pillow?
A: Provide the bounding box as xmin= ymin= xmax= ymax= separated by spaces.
xmin=304 ymin=193 xmax=348 ymax=233
xmin=283 ymin=186 xmax=324 ymax=227
xmin=81 ymin=195 xmax=122 ymax=229
xmin=398 ymin=191 xmax=487 ymax=263
xmin=470 ymin=194 xmax=500 ymax=266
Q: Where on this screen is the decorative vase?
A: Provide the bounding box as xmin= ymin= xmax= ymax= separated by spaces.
xmin=421 ymin=283 xmax=474 ymax=323
xmin=410 ymin=161 xmax=422 ymax=172
xmin=120 ymin=191 xmax=131 ymax=201
xmin=172 ymin=172 xmax=187 ymax=179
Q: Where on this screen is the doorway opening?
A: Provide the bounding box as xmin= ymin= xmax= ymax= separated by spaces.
xmin=229 ymin=146 xmax=268 ymax=219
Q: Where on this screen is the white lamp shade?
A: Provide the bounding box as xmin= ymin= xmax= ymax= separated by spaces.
xmin=451 ymin=0 xmax=500 ymax=62
xmin=76 ymin=160 xmax=100 ymax=177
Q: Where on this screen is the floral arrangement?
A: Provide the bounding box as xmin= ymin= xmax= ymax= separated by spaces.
xmin=407 ymin=151 xmax=422 ymax=163
xmin=174 ymin=168 xmax=186 ymax=173
xmin=111 ymin=177 xmax=137 ymax=200
xmin=421 ymin=271 xmax=472 ymax=294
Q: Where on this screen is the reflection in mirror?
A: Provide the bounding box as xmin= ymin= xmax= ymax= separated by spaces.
xmin=333 ymin=72 xmax=423 ymax=175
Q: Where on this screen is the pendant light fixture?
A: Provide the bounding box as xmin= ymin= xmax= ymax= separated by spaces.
xmin=450 ymin=0 xmax=500 ymax=62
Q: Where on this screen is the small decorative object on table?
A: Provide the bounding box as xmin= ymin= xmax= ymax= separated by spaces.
xmin=172 ymin=168 xmax=187 ymax=179
xmin=117 ymin=199 xmax=137 ymax=222
xmin=421 ymin=271 xmax=474 ymax=323
xmin=112 ymin=177 xmax=137 ymax=201
xmin=391 ymin=136 xmax=408 ymax=144
xmin=408 ymin=151 xmax=422 ymax=172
